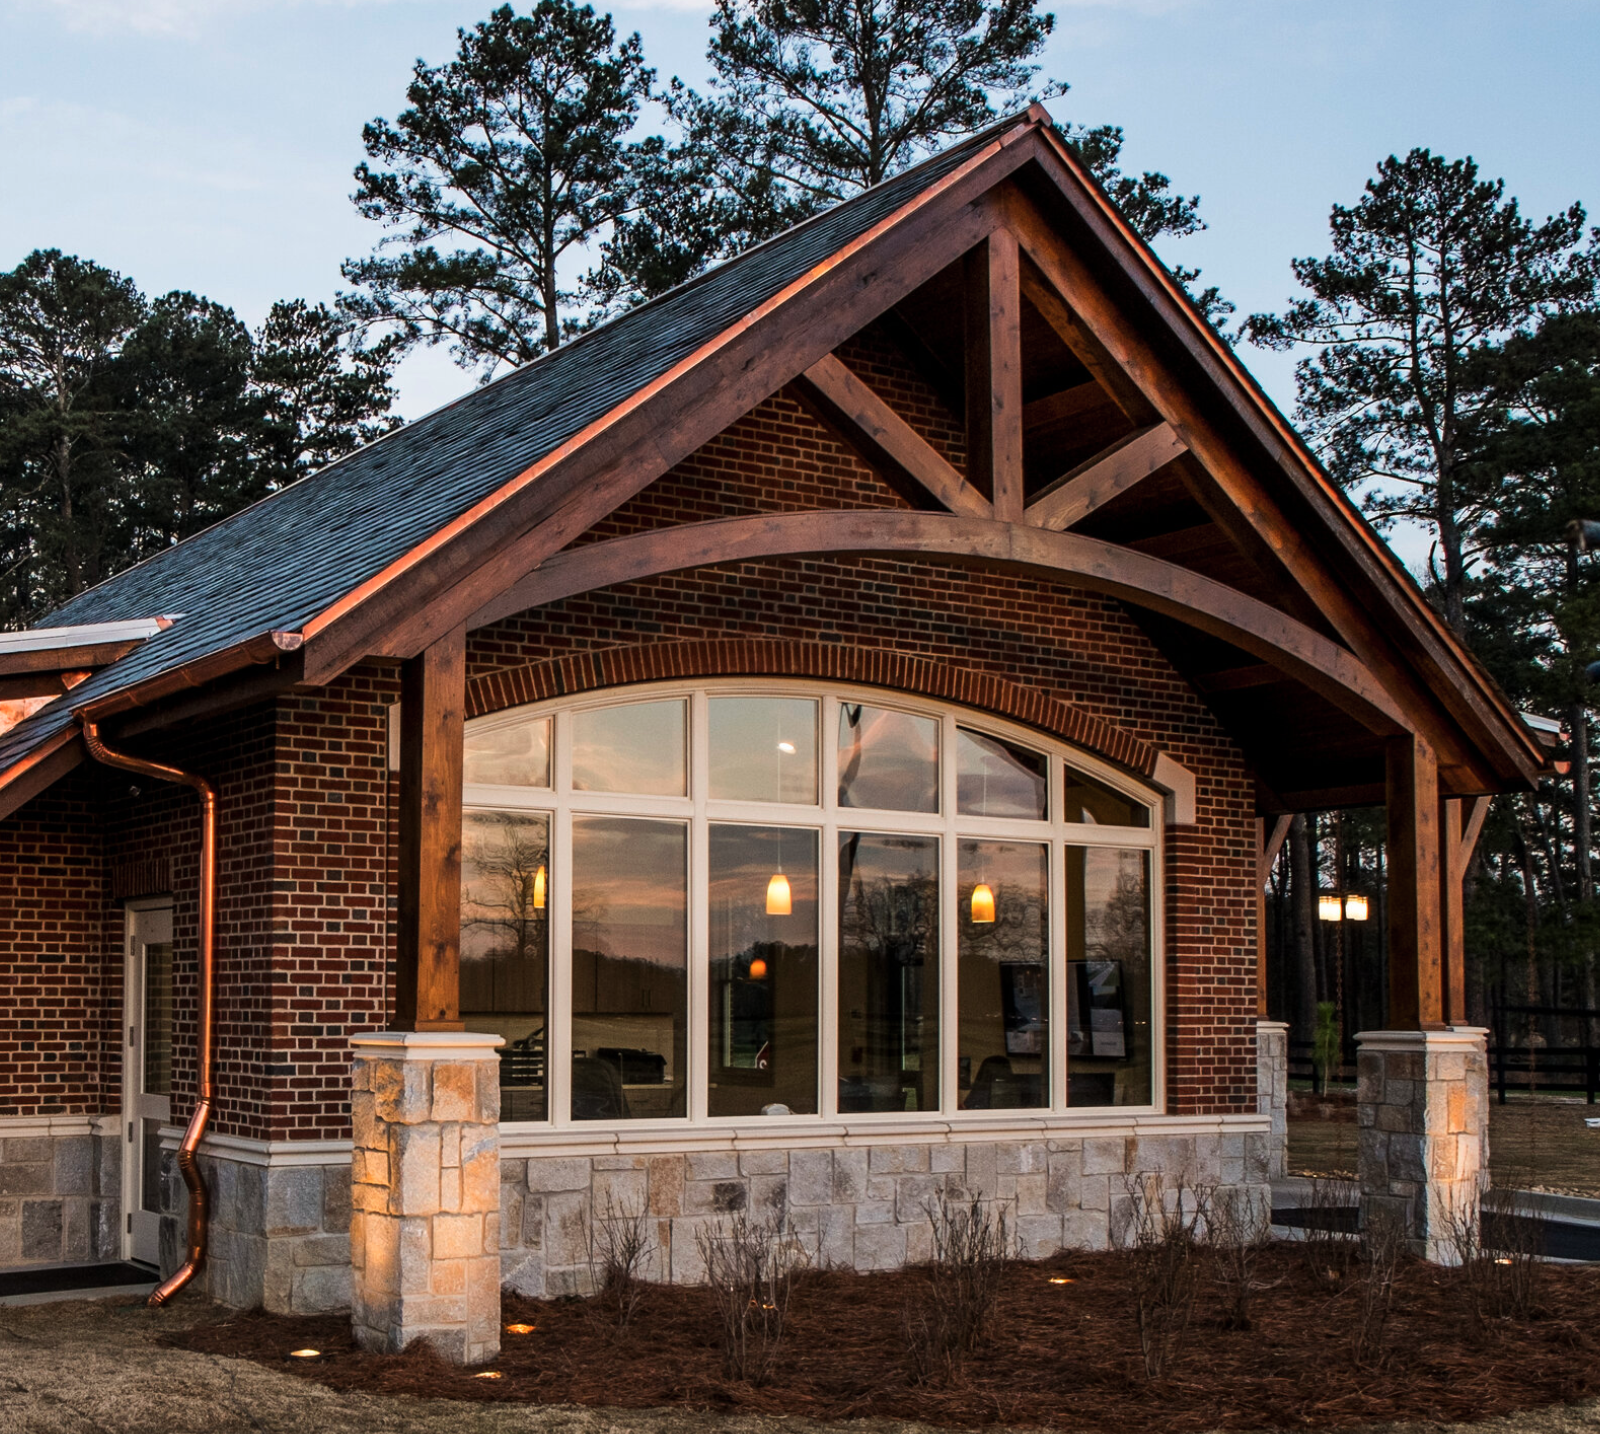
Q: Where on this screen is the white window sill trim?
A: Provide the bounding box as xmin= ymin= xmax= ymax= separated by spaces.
xmin=498 ymin=1109 xmax=1269 ymax=1160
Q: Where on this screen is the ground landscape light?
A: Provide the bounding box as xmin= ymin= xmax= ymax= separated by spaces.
xmin=474 ymin=1370 xmax=504 ymax=1380
xmin=505 ymin=1323 xmax=536 ymax=1335
xmin=287 ymin=1349 xmax=322 ymax=1360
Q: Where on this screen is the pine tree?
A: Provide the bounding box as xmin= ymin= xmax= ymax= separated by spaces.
xmin=341 ymin=0 xmax=655 ymax=377
xmin=1245 ymin=150 xmax=1590 ymax=633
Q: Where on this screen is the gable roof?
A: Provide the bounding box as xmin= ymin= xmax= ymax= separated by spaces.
xmin=0 ymin=110 xmax=1544 ymax=810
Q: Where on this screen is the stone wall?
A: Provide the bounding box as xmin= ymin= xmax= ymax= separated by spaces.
xmin=0 ymin=1122 xmax=120 ymax=1269
xmin=497 ymin=1120 xmax=1272 ymax=1297
xmin=153 ymin=1139 xmax=351 ymax=1312
xmin=1256 ymin=1021 xmax=1289 ymax=1182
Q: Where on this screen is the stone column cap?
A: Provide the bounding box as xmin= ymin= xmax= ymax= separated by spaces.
xmin=1354 ymin=1028 xmax=1488 ymax=1052
xmin=351 ymin=1030 xmax=505 ymax=1060
xmin=1255 ymin=1019 xmax=1290 ymax=1033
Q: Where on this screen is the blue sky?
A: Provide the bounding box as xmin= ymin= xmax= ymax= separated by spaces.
xmin=3 ymin=0 xmax=1598 ymax=566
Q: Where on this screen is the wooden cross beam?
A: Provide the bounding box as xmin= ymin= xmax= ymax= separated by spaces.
xmin=1387 ymin=733 xmax=1444 ymax=1030
xmin=791 ymin=354 xmax=991 ymax=518
xmin=1442 ymin=794 xmax=1492 ymax=1026
xmin=395 ymin=623 xmax=466 ymax=1031
xmin=965 ymin=229 xmax=1025 ymax=522
xmin=1256 ymin=814 xmax=1293 ymax=1017
xmin=1024 ymin=422 xmax=1188 ymax=531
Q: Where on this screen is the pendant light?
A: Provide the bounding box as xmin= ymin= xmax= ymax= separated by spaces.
xmin=532 ymin=864 xmax=546 ymax=910
xmin=970 ymin=882 xmax=996 ymax=924
xmin=1317 ymin=893 xmax=1342 ymax=923
xmin=766 ymin=872 xmax=791 ymax=916
xmin=1343 ymin=893 xmax=1369 ymax=922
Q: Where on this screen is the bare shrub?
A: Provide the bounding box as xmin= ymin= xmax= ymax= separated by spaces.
xmin=1205 ymin=1186 xmax=1273 ymax=1331
xmin=1300 ymin=1175 xmax=1359 ymax=1289
xmin=1350 ymin=1207 xmax=1405 ymax=1368
xmin=904 ymin=1187 xmax=1013 ymax=1385
xmin=586 ymin=1191 xmax=654 ymax=1336
xmin=1446 ymin=1187 xmax=1546 ymax=1326
xmin=1120 ymin=1173 xmax=1210 ymax=1382
xmin=696 ymin=1212 xmax=805 ymax=1385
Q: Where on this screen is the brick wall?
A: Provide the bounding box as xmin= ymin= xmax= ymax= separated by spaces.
xmin=0 ymin=769 xmax=105 ymax=1118
xmin=0 ymin=322 xmax=1258 ymax=1135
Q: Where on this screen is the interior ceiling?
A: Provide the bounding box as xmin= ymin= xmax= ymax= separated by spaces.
xmin=886 ymin=260 xmax=1395 ymax=813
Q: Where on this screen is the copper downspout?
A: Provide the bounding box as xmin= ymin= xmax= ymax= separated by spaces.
xmin=81 ymin=718 xmax=216 ymax=1306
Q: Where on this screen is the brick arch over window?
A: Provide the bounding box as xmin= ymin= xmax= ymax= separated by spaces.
xmin=464 ymin=638 xmax=1163 ymax=783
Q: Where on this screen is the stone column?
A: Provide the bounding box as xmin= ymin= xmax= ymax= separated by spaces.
xmin=1255 ymin=1020 xmax=1290 ymax=1182
xmin=1355 ymin=1028 xmax=1488 ymax=1262
xmin=349 ymin=1032 xmax=504 ymax=1365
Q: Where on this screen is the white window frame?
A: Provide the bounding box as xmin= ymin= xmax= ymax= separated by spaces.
xmin=464 ymin=678 xmax=1165 ymax=1131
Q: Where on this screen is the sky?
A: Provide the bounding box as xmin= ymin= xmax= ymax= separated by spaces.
xmin=2 ymin=0 xmax=1598 ymax=568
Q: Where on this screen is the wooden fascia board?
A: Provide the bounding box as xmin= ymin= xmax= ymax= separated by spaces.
xmin=790 ymin=354 xmax=991 ymax=518
xmin=296 ymin=124 xmax=1045 ymax=685
xmin=472 ymin=509 xmax=1408 ymax=737
xmin=0 ymin=640 xmax=141 ymax=675
xmin=1013 ymin=134 xmax=1543 ymax=788
xmin=1002 ymin=180 xmax=1520 ymax=788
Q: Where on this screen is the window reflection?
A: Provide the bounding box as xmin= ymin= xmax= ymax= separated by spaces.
xmin=1062 ymin=768 xmax=1150 ymax=828
xmin=1066 ymin=848 xmax=1152 ymax=1107
xmin=958 ymin=841 xmax=1047 ymax=1109
xmin=709 ymin=697 xmax=818 ymax=804
xmin=838 ymin=704 xmax=938 ymax=813
xmin=837 ymin=832 xmax=939 ymax=1112
xmin=573 ymin=700 xmax=686 ymax=796
xmin=143 ymin=941 xmax=173 ymax=1097
xmin=464 ymin=717 xmax=550 ymax=788
xmin=708 ymin=825 xmax=818 ymax=1116
xmin=957 ymin=729 xmax=1048 ymax=820
xmin=462 ymin=810 xmax=550 ymax=1121
xmin=571 ymin=816 xmax=688 ymax=1120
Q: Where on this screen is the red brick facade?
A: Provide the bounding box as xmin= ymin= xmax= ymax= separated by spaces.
xmin=0 ymin=325 xmax=1258 ymax=1134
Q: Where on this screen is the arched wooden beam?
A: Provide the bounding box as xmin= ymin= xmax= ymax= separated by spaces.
xmin=469 ymin=511 xmax=1409 ymax=736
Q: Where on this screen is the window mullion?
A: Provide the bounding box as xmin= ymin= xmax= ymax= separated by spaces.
xmin=689 ymin=691 xmax=710 ymax=1123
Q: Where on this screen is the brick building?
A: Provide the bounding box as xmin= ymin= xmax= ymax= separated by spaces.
xmin=0 ymin=112 xmax=1543 ymax=1360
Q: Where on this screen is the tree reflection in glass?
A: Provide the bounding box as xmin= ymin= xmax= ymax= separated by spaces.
xmin=461 ymin=810 xmax=550 ymax=1121
xmin=1062 ymin=767 xmax=1150 ymax=827
xmin=837 ymin=832 xmax=939 ymax=1112
xmin=708 ymin=825 xmax=818 ymax=1116
xmin=572 ymin=700 xmax=686 ymax=795
xmin=1066 ymin=848 xmax=1152 ymax=1107
xmin=958 ymin=840 xmax=1048 ymax=1109
xmin=837 ymin=704 xmax=938 ymax=813
xmin=571 ymin=816 xmax=688 ymax=1120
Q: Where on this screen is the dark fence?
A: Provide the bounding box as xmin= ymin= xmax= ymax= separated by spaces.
xmin=1287 ymin=1010 xmax=1599 ymax=1105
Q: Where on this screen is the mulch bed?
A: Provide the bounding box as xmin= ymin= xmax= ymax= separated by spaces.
xmin=169 ymin=1246 xmax=1600 ymax=1431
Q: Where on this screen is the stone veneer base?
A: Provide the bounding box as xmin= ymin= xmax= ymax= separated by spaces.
xmin=495 ymin=1114 xmax=1274 ymax=1296
xmin=0 ymin=1118 xmax=121 ymax=1270
xmin=1355 ymin=1028 xmax=1490 ymax=1263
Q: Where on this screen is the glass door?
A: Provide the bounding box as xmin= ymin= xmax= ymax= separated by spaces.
xmin=123 ymin=901 xmax=173 ymax=1266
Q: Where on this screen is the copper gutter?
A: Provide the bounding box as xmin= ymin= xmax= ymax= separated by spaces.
xmin=81 ymin=717 xmax=217 ymax=1307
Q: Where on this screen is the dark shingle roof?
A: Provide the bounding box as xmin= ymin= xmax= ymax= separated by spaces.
xmin=0 ymin=127 xmax=1005 ymax=777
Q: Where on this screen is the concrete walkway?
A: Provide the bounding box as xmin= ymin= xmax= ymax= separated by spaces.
xmin=4 ymin=1291 xmax=1600 ymax=1434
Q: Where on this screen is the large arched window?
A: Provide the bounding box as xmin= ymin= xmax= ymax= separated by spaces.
xmin=460 ymin=682 xmax=1161 ymax=1127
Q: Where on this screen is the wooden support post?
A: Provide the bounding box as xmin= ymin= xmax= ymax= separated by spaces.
xmin=1257 ymin=814 xmax=1293 ymax=1018
xmin=1387 ymin=734 xmax=1444 ymax=1030
xmin=1441 ymin=795 xmax=1491 ymax=1026
xmin=396 ymin=623 xmax=466 ymax=1031
xmin=965 ymin=228 xmax=1024 ymax=522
